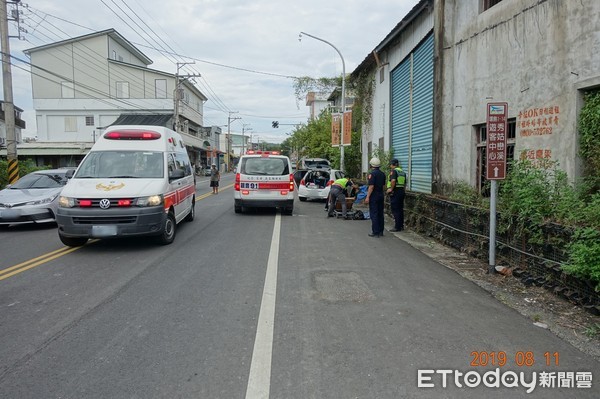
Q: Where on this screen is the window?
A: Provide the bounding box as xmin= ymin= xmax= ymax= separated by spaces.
xmin=475 ymin=118 xmax=516 ymax=195
xmin=155 ymin=79 xmax=167 ymax=99
xmin=379 ymin=67 xmax=385 ymax=84
xmin=482 ymin=0 xmax=503 ymax=11
xmin=61 ymin=81 xmax=74 ymax=98
xmin=379 ymin=137 xmax=384 ymax=150
xmin=112 ymin=50 xmax=117 ymax=60
xmin=85 ymin=116 xmax=94 ymax=126
xmin=116 ymin=81 xmax=129 ymax=99
xmin=65 ymin=116 xmax=77 ymax=132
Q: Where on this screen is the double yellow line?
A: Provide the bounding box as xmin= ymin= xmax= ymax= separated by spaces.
xmin=0 ymin=245 xmax=85 ymax=281
xmin=1 ymin=186 xmax=234 ymax=281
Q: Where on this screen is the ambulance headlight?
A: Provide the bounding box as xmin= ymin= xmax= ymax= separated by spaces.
xmin=136 ymin=195 xmax=163 ymax=207
xmin=59 ymin=196 xmax=76 ymax=208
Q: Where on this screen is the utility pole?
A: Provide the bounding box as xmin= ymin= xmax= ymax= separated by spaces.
xmin=1 ymin=0 xmax=18 ymax=183
xmin=242 ymin=123 xmax=252 ymax=155
xmin=227 ymin=112 xmax=240 ymax=171
xmin=173 ymin=62 xmax=200 ymax=133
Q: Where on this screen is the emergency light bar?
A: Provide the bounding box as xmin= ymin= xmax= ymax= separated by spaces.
xmin=246 ymin=150 xmax=280 ymax=155
xmin=104 ymin=130 xmax=161 ymax=140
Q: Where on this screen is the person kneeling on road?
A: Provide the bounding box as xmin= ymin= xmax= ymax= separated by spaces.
xmin=327 ymin=177 xmax=354 ymax=219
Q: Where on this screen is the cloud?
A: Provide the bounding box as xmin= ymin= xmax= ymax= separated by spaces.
xmin=4 ymin=0 xmax=420 ymax=143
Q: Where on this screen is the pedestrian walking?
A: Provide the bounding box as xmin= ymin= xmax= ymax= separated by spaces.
xmin=386 ymin=158 xmax=407 ymax=232
xmin=364 ymin=157 xmax=386 ymax=237
xmin=327 ymin=177 xmax=355 ymax=219
xmin=210 ymin=164 xmax=220 ymax=194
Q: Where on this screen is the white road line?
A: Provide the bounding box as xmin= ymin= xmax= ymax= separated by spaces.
xmin=245 ymin=213 xmax=281 ymax=399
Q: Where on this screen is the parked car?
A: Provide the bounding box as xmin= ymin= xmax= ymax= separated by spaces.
xmin=0 ymin=168 xmax=73 ymax=226
xmin=293 ymin=169 xmax=309 ymax=187
xmin=297 ymin=169 xmax=346 ymax=202
xmin=300 ymin=158 xmax=331 ymax=170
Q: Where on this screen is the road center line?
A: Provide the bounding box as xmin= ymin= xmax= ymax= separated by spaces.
xmin=245 ymin=213 xmax=281 ymax=399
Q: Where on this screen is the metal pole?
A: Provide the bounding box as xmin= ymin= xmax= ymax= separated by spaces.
xmin=1 ymin=0 xmax=18 ymax=183
xmin=300 ymin=31 xmax=346 ymax=171
xmin=488 ymin=180 xmax=497 ymax=273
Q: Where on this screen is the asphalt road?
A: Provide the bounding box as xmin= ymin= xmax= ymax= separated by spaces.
xmin=0 ymin=172 xmax=598 ymax=398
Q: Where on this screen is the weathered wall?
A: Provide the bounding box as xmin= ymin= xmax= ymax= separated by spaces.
xmin=440 ymin=0 xmax=600 ymax=186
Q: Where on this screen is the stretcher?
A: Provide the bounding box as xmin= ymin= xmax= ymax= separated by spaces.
xmin=332 ymin=197 xmax=365 ymax=220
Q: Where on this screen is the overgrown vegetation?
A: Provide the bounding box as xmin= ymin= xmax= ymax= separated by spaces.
xmin=0 ymin=159 xmax=47 ymax=189
xmin=578 ymin=90 xmax=600 ymax=194
xmin=446 ymin=90 xmax=600 ymax=291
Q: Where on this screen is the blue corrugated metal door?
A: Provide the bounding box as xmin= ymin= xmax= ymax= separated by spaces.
xmin=390 ymin=33 xmax=434 ymax=193
xmin=390 ymin=58 xmax=410 ymax=169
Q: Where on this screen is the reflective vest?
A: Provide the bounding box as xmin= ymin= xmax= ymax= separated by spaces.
xmin=387 ymin=167 xmax=406 ymax=189
xmin=333 ymin=178 xmax=350 ymax=188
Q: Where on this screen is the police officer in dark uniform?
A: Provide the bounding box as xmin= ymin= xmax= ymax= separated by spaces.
xmin=365 ymin=157 xmax=386 ymax=237
xmin=386 ymin=158 xmax=406 ymax=232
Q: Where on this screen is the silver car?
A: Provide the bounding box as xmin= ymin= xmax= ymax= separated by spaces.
xmin=0 ymin=169 xmax=73 ymax=226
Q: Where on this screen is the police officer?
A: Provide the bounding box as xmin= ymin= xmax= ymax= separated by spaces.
xmin=327 ymin=177 xmax=354 ymax=219
xmin=386 ymin=158 xmax=406 ymax=232
xmin=365 ymin=157 xmax=386 ymax=237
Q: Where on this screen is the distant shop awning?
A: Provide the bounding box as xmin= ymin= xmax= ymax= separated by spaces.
xmin=0 ymin=142 xmax=93 ymax=156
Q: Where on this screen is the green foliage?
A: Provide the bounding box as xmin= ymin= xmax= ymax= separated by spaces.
xmin=0 ymin=159 xmax=47 ymax=189
xmin=498 ymin=159 xmax=568 ymax=242
xmin=578 ymin=90 xmax=600 ymax=193
xmin=281 ymin=109 xmax=362 ymax=177
xmin=292 ymin=76 xmax=341 ymax=108
xmin=563 ymin=228 xmax=600 ymax=291
xmin=448 ymin=181 xmax=487 ymax=208
xmin=349 ymin=71 xmax=375 ymax=127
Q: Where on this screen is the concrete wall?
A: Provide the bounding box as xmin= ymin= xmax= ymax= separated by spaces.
xmin=440 ymin=0 xmax=600 ymax=186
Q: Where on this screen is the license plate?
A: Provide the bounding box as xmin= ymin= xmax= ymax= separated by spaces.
xmin=91 ymin=225 xmax=118 ymax=237
xmin=0 ymin=209 xmax=19 ymax=219
xmin=240 ymin=182 xmax=259 ymax=190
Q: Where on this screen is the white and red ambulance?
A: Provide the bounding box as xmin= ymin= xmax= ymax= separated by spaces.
xmin=234 ymin=150 xmax=294 ymax=215
xmin=56 ymin=125 xmax=196 ymax=246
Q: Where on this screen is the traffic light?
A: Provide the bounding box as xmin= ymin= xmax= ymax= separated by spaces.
xmin=272 ymin=121 xmax=279 ymax=128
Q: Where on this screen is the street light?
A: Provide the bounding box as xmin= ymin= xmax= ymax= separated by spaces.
xmin=299 ymin=31 xmax=346 ymax=171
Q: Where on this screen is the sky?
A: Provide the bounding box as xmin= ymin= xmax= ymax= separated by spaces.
xmin=3 ymin=0 xmax=421 ymax=143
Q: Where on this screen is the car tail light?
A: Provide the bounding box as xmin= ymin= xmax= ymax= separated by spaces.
xmin=289 ymin=174 xmax=294 ymax=191
xmin=104 ymin=130 xmax=161 ymax=140
xmin=235 ymin=173 xmax=241 ymax=191
xmin=327 ymin=180 xmax=334 ymax=186
xmin=280 ymin=191 xmax=288 ymax=195
xmin=300 ymin=178 xmax=305 ymax=186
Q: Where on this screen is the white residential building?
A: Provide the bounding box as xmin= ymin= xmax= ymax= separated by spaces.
xmin=20 ymin=29 xmax=215 ymax=168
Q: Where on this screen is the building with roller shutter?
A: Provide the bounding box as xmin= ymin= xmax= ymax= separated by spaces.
xmin=352 ymin=0 xmax=434 ymax=193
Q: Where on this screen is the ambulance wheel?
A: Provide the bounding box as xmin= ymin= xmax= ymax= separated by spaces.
xmin=299 ymin=197 xmax=307 ymax=202
xmin=283 ymin=206 xmax=293 ymax=215
xmin=234 ymin=204 xmax=242 ymax=213
xmin=157 ymin=212 xmax=176 ymax=245
xmin=185 ymin=199 xmax=195 ymax=222
xmin=59 ymin=234 xmax=88 ymax=247
xmin=353 ymin=210 xmax=364 ymax=220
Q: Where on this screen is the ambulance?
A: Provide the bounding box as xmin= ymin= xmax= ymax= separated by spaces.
xmin=56 ymin=125 xmax=196 ymax=246
xmin=234 ymin=150 xmax=294 ymax=215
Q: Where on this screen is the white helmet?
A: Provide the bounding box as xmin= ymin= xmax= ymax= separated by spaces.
xmin=369 ymin=157 xmax=381 ymax=167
